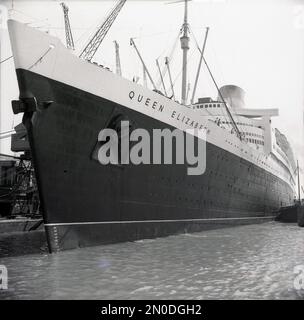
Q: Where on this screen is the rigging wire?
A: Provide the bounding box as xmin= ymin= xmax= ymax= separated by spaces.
xmin=68 ymin=2 xmax=118 ymax=48
xmin=0 ymin=56 xmax=13 ymax=65
xmin=190 ymin=28 xmax=245 ymax=140
xmin=77 ymin=1 xmax=120 ymax=57
xmin=10 ymin=8 xmax=50 ymax=26
xmin=172 ymin=49 xmax=196 ymax=88
xmin=156 ymin=31 xmax=181 ymax=89
xmin=202 ymin=33 xmax=253 ymax=141
xmin=190 ymin=28 xmax=230 ymax=125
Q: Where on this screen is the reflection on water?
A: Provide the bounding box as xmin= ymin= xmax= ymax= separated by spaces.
xmin=0 ymin=222 xmax=304 ymax=300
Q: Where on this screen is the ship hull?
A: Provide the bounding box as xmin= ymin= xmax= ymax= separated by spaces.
xmin=15 ymin=69 xmax=294 ymax=252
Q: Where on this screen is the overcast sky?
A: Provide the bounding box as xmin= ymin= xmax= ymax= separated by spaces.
xmin=1 ymin=0 xmax=304 ymax=179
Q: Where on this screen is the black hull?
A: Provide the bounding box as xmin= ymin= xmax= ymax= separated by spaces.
xmin=15 ymin=69 xmax=294 ymax=252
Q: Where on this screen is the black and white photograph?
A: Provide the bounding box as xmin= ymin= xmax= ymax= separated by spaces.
xmin=0 ymin=0 xmax=304 ymax=306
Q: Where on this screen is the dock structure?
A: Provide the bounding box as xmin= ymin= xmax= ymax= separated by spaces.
xmin=275 ymin=203 xmax=304 ymax=227
xmin=298 ymin=205 xmax=304 ymax=227
xmin=0 ymin=218 xmax=43 ymax=233
xmin=0 ymin=22 xmax=16 ymax=155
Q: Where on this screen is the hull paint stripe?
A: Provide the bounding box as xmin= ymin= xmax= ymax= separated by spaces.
xmin=45 ymin=216 xmax=275 ymax=227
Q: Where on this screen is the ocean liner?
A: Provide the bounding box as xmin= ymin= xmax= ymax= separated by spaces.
xmin=7 ymin=1 xmax=296 ymax=252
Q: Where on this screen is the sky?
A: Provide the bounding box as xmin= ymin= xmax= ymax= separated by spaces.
xmin=1 ymin=0 xmax=304 ymax=183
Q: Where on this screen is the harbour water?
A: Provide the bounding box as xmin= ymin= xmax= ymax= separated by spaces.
xmin=0 ymin=222 xmax=303 ymax=300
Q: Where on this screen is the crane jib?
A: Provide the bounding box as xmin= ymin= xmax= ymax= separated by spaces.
xmin=79 ymin=0 xmax=127 ymax=62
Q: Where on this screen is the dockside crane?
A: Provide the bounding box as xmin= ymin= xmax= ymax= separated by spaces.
xmin=114 ymin=41 xmax=122 ymax=76
xmin=60 ymin=2 xmax=75 ymax=50
xmin=80 ymin=0 xmax=127 ymax=61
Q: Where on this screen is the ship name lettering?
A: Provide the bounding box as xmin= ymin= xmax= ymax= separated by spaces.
xmin=129 ymin=91 xmax=164 ymax=113
xmin=129 ymin=91 xmax=135 ymax=100
xmin=145 ymin=98 xmax=151 ymax=106
xmin=171 ymin=111 xmax=202 ymax=131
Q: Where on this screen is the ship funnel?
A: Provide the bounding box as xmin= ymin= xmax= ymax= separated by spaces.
xmin=218 ymin=85 xmax=246 ymax=109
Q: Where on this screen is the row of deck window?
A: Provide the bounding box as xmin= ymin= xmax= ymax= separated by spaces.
xmin=196 ymin=103 xmax=222 ymax=109
xmin=244 ymin=132 xmax=264 ymax=139
xmin=246 ymin=138 xmax=264 ymax=146
xmin=222 ymin=121 xmax=256 ymax=128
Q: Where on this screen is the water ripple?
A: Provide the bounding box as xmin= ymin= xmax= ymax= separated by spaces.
xmin=0 ymin=222 xmax=304 ymax=300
